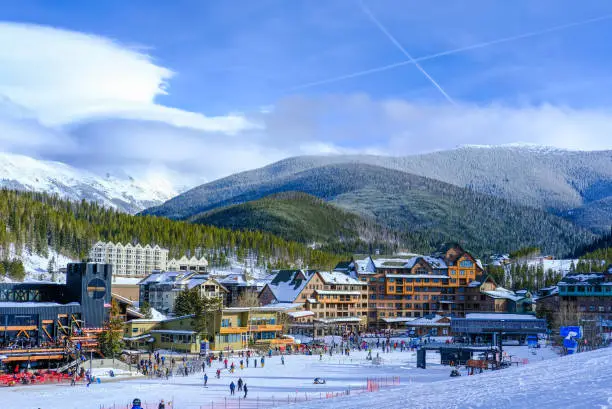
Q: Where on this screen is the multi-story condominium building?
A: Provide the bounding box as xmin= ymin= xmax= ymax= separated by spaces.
xmin=259 ymin=270 xmax=368 ymax=336
xmin=167 ymin=256 xmax=209 ymax=272
xmin=557 ymin=268 xmax=612 ymax=320
xmin=335 ymin=244 xmax=485 ymax=327
xmin=90 ymin=241 xmax=168 ymax=276
xmin=139 ymin=271 xmax=229 ymax=314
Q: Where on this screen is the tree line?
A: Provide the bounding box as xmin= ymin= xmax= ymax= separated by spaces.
xmin=0 ymin=189 xmax=346 ymax=279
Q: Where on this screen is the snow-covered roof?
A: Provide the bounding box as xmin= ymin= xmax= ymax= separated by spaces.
xmin=482 ymin=287 xmax=526 ymax=302
xmin=465 ymin=313 xmax=538 ymax=321
xmin=317 ymin=271 xmax=366 ymax=286
xmin=112 ymin=277 xmax=142 ymax=285
xmin=123 ymin=334 xmax=154 ymax=341
xmin=558 ymin=272 xmax=608 ymax=285
xmin=409 ymin=315 xmax=450 ymax=326
xmin=267 ymin=270 xmax=315 ymax=303
xmin=373 ymin=258 xmax=416 ymax=269
xmin=421 ymin=256 xmax=447 ymax=269
xmin=150 ymin=330 xmax=197 ymax=335
xmin=126 ymin=308 xmax=145 ymax=318
xmin=287 ymin=311 xmax=315 ymax=318
xmin=254 ymin=303 xmax=302 ymax=311
xmin=139 ymin=271 xmax=183 ymax=285
xmin=381 ymin=317 xmax=416 ymax=323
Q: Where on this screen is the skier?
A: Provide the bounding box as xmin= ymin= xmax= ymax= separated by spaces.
xmin=216 ymin=368 xmax=221 ymax=379
xmin=158 ymin=399 xmax=165 ymax=409
xmin=229 ymin=381 xmax=236 ymax=395
xmin=131 ymin=398 xmax=142 ymax=409
xmin=204 ymin=373 xmax=208 ymax=386
xmin=254 ymin=359 xmax=257 ymax=368
xmin=246 ymin=358 xmax=249 ymax=368
xmin=224 ymin=358 xmax=228 ymax=369
xmin=243 ymin=383 xmax=248 ymax=398
xmin=260 ymin=357 xmax=265 ymax=368
xmin=240 ymin=360 xmax=244 ymax=370
xmin=237 ymin=377 xmax=243 ymax=391
xmin=281 ymin=355 xmax=285 ymax=365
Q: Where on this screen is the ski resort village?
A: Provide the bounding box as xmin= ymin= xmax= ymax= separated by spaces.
xmin=3 ymin=1 xmax=612 ymax=408
xmin=0 ymin=241 xmax=610 ymax=408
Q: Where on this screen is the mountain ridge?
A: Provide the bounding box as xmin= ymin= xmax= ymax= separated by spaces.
xmin=0 ymin=152 xmax=175 ymax=214
xmin=182 ymin=162 xmax=596 ymax=256
xmin=145 ymin=146 xmax=612 ymax=224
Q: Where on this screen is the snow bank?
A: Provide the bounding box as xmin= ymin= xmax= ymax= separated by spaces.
xmin=293 ymin=347 xmax=612 ymax=409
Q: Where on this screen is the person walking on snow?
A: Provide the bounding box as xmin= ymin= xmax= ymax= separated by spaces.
xmin=260 ymin=357 xmax=265 ymax=368
xmin=204 ymin=373 xmax=208 ymax=386
xmin=131 ymin=398 xmax=142 ymax=409
xmin=243 ymin=383 xmax=248 ymax=398
xmin=158 ymin=399 xmax=165 ymax=409
xmin=281 ymin=355 xmax=285 ymax=365
xmin=229 ymin=381 xmax=236 ymax=395
xmin=237 ymin=377 xmax=243 ymax=391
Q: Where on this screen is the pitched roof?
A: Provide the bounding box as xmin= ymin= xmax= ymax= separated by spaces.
xmin=317 ymin=271 xmax=366 ymax=286
xmin=266 ymin=270 xmax=315 ymax=303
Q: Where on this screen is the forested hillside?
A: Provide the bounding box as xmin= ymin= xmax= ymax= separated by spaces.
xmin=192 ymin=192 xmax=404 ymax=254
xmin=0 ymin=189 xmax=345 ymax=274
xmin=144 ymin=147 xmax=612 ymax=230
xmin=175 ymin=163 xmax=594 ymax=256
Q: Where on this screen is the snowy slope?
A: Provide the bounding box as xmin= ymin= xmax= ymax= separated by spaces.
xmin=294 ymin=347 xmax=612 ymax=409
xmin=0 ymin=152 xmax=176 ymax=213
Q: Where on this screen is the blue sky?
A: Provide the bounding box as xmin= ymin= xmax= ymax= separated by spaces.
xmin=1 ymin=0 xmax=612 ymax=187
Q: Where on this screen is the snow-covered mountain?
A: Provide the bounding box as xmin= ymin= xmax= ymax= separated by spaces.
xmin=0 ymin=152 xmax=176 ymax=213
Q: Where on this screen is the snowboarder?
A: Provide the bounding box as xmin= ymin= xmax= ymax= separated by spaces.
xmin=229 ymin=381 xmax=236 ymax=395
xmin=237 ymin=377 xmax=243 ymax=391
xmin=204 ymin=373 xmax=208 ymax=386
xmin=243 ymin=383 xmax=248 ymax=398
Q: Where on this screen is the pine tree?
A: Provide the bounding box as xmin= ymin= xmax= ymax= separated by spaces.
xmin=98 ymin=300 xmax=124 ymax=358
xmin=140 ymin=301 xmax=153 ymax=319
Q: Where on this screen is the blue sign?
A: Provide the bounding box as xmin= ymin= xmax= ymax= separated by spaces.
xmin=560 ymin=326 xmax=583 ymax=339
xmin=200 ymin=341 xmax=209 ymax=354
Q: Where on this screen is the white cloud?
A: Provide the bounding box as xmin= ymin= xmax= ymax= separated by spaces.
xmin=265 ymin=95 xmax=612 ymax=154
xmin=0 ymin=22 xmax=254 ymax=133
xmin=0 ymin=22 xmax=610 ymax=195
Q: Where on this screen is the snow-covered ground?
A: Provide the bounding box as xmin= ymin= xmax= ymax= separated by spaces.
xmin=3 ymin=345 xmax=564 ymax=409
xmin=294 ymin=347 xmax=612 ymax=409
xmin=1 ymin=245 xmax=75 ymax=283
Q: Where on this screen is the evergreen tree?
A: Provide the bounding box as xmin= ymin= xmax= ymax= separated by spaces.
xmin=140 ymin=301 xmax=153 ymax=319
xmin=98 ymin=300 xmax=124 ymax=358
xmin=7 ymin=260 xmax=25 ymax=281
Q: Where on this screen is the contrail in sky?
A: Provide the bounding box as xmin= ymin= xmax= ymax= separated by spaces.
xmin=287 ymin=11 xmax=612 ymax=93
xmin=358 ymin=0 xmax=455 ymax=104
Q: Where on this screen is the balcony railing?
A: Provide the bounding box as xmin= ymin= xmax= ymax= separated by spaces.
xmin=220 ymin=326 xmax=248 ymax=334
xmin=249 ymin=324 xmax=283 ymax=332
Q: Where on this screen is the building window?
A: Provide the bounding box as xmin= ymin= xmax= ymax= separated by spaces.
xmin=460 ymin=260 xmax=473 ymax=268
